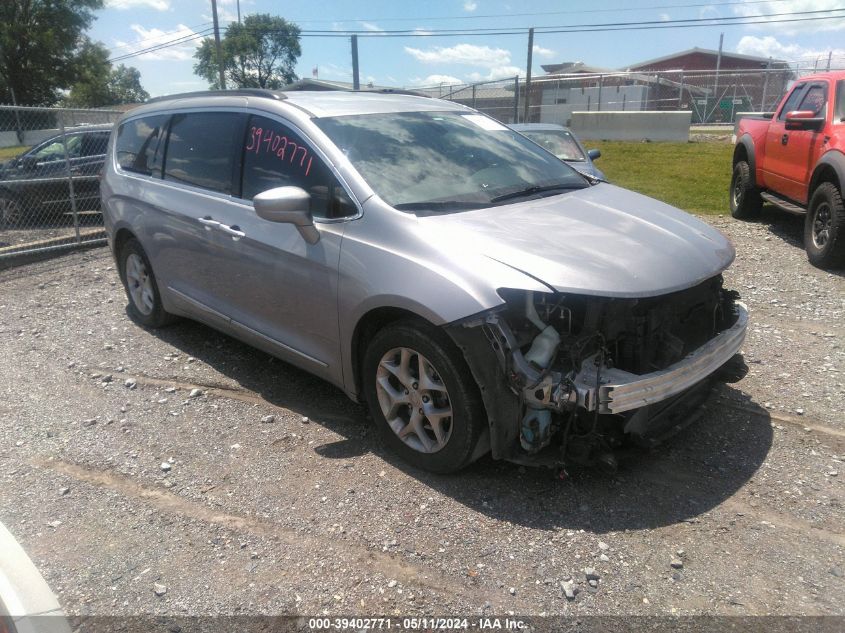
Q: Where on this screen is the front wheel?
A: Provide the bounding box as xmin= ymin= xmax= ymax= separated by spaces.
xmin=362 ymin=320 xmax=486 ymax=473
xmin=729 ymin=161 xmax=762 ymax=219
xmin=117 ymin=238 xmax=177 ymax=327
xmin=805 ymin=182 xmax=845 ymax=269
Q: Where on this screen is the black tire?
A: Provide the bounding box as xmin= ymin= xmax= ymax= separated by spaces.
xmin=117 ymin=238 xmax=177 ymax=328
xmin=729 ymin=160 xmax=762 ymax=219
xmin=805 ymin=182 xmax=845 ymax=269
xmin=362 ymin=319 xmax=486 ymax=474
xmin=0 ymin=192 xmax=24 ymax=228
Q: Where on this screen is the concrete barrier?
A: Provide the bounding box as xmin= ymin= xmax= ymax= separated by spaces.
xmin=569 ymin=111 xmax=692 ymax=142
xmin=0 ymin=128 xmax=59 ymax=149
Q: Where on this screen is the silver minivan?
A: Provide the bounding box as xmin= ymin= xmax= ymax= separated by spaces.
xmin=102 ymin=89 xmax=747 ymax=473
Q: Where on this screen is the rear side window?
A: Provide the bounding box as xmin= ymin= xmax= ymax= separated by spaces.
xmin=240 ymin=115 xmax=356 ymax=219
xmin=164 ymin=112 xmax=244 ymax=195
xmin=778 ymin=85 xmax=806 ymax=120
xmin=837 ymin=81 xmax=845 ymax=123
xmin=116 ymin=115 xmax=168 ymax=177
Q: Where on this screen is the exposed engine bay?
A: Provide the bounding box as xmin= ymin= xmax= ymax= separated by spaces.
xmin=448 ymin=275 xmax=747 ymax=471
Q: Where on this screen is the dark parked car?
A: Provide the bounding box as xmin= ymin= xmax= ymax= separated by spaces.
xmin=0 ymin=124 xmax=112 ymax=226
xmin=510 ymin=123 xmax=605 ymax=180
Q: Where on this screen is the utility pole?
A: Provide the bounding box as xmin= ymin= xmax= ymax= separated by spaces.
xmin=237 ymin=0 xmax=241 ymax=24
xmin=523 ymin=28 xmax=534 ymax=123
xmin=211 ymin=0 xmax=226 ymax=89
xmin=711 ymin=32 xmax=723 ymax=124
xmin=351 ymin=35 xmax=360 ymax=90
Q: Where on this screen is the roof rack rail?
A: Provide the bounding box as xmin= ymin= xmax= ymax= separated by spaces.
xmin=354 ymin=88 xmax=430 ymax=98
xmin=146 ymin=89 xmax=286 ymax=103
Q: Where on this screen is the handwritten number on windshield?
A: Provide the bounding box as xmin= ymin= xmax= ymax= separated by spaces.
xmin=246 ymin=126 xmax=313 ymax=176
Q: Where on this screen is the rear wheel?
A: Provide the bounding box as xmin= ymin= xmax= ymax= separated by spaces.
xmin=362 ymin=320 xmax=486 ymax=473
xmin=0 ymin=194 xmax=23 ymax=227
xmin=729 ymin=161 xmax=762 ymax=219
xmin=118 ymin=238 xmax=177 ymax=327
xmin=805 ymin=182 xmax=845 ymax=269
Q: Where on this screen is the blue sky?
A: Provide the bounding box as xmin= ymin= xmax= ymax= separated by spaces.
xmin=91 ymin=0 xmax=845 ymax=97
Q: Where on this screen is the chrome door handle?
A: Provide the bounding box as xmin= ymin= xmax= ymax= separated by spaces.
xmin=218 ymin=223 xmax=245 ymax=240
xmin=198 ymin=217 xmax=221 ymax=231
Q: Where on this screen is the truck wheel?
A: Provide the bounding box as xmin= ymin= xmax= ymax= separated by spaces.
xmin=805 ymin=182 xmax=845 ymax=269
xmin=729 ymin=161 xmax=762 ymax=220
xmin=362 ymin=319 xmax=486 ymax=474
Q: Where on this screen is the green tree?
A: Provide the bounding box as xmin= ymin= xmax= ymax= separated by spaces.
xmin=65 ymin=40 xmax=149 ymax=108
xmin=0 ymin=0 xmax=104 ymax=106
xmin=194 ymin=14 xmax=301 ymax=90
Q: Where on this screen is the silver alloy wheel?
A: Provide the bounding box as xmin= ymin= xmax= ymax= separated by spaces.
xmin=812 ymin=202 xmax=832 ymax=248
xmin=125 ymin=253 xmax=155 ymax=315
xmin=0 ymin=197 xmax=21 ymax=225
xmin=376 ymin=347 xmax=453 ymax=454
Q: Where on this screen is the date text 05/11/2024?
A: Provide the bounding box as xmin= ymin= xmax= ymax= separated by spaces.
xmin=307 ymin=617 xmax=529 ymax=630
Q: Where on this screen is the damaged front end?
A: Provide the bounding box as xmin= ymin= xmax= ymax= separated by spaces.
xmin=447 ymin=275 xmax=748 ymax=469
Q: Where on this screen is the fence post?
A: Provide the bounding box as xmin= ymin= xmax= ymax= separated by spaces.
xmin=761 ymin=58 xmax=771 ymax=111
xmin=678 ymin=73 xmax=685 ymax=107
xmin=58 ymin=111 xmax=82 ymax=245
xmin=597 ymin=74 xmax=603 ymax=111
xmin=472 ymin=84 xmax=476 ymax=109
xmin=513 ymin=76 xmax=519 ymax=123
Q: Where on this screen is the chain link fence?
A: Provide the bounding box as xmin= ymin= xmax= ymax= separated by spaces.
xmin=0 ymin=105 xmax=122 ymax=260
xmin=409 ymin=67 xmax=838 ymax=127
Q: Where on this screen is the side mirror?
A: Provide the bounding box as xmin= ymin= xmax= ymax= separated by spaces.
xmin=785 ymin=110 xmax=825 ymax=131
xmin=587 ymin=148 xmax=601 ymax=161
xmin=253 ymin=186 xmax=320 ymax=244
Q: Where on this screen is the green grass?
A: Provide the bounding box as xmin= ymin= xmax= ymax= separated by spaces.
xmin=0 ymin=145 xmax=29 ymax=161
xmin=588 ymin=140 xmax=734 ymax=215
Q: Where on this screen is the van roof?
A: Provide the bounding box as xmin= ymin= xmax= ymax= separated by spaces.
xmin=138 ymin=88 xmax=469 ymax=118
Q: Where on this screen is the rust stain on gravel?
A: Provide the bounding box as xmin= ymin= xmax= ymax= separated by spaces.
xmin=33 ymin=457 xmax=495 ymax=604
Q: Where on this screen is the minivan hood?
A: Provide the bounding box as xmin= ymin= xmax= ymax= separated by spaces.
xmin=417 ymin=184 xmax=735 ymax=298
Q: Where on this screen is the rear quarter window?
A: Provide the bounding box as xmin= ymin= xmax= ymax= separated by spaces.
xmin=116 ymin=115 xmax=168 ymax=177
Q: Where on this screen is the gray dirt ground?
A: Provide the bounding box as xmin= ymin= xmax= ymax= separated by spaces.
xmin=0 ymin=209 xmax=843 ymax=618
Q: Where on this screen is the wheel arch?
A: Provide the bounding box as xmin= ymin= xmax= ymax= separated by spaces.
xmin=733 ymin=134 xmax=757 ymax=181
xmin=112 ymin=227 xmax=136 ymax=258
xmin=348 ymin=305 xmax=440 ymax=401
xmin=809 ymin=151 xmax=845 ymax=200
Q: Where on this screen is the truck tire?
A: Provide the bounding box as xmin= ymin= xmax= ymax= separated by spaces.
xmin=805 ymin=182 xmax=845 ymax=269
xmin=729 ymin=161 xmax=762 ymax=220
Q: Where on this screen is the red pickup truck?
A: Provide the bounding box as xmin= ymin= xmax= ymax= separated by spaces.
xmin=732 ymin=71 xmax=845 ymax=268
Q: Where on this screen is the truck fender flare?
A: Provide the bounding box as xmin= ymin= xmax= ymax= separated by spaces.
xmin=733 ymin=134 xmax=757 ymax=183
xmin=809 ymin=150 xmax=845 ymax=198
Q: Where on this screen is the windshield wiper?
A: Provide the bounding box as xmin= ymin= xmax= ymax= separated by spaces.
xmin=393 ymin=200 xmax=489 ymax=212
xmin=489 ymin=183 xmax=585 ymax=204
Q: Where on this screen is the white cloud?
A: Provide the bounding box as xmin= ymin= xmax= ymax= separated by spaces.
xmin=404 ymin=43 xmax=512 ymax=68
xmin=360 ymin=21 xmax=385 ymax=32
xmin=733 ymin=0 xmax=845 ymax=33
xmin=532 ymin=45 xmax=556 ymax=59
xmin=467 ymin=66 xmax=523 ymax=81
xmin=464 ymin=1 xmax=478 ymax=11
xmin=659 ymin=13 xmax=670 ymax=22
xmin=113 ymin=23 xmax=203 ymax=61
xmin=409 ymin=74 xmax=464 ymax=87
xmin=736 ymin=35 xmax=844 ymax=66
xmin=107 ymin=0 xmax=170 ymax=9
xmin=412 ymin=27 xmax=434 ymax=36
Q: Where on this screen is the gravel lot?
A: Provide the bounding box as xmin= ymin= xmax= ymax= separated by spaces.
xmin=0 ymin=209 xmax=843 ymax=621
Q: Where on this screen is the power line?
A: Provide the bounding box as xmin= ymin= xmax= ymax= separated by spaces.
xmin=301 ymin=7 xmax=845 ymax=35
xmin=107 ymin=8 xmax=845 ymax=62
xmin=289 ymin=0 xmax=797 ymax=24
xmin=107 ymin=22 xmax=214 ymax=55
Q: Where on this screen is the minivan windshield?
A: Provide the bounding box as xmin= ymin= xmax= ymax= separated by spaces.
xmin=315 ymin=110 xmax=589 ymax=212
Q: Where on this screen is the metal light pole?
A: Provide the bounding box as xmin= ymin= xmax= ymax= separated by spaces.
xmin=211 ymin=0 xmax=226 ymax=89
xmin=351 ymin=35 xmax=360 ymax=90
